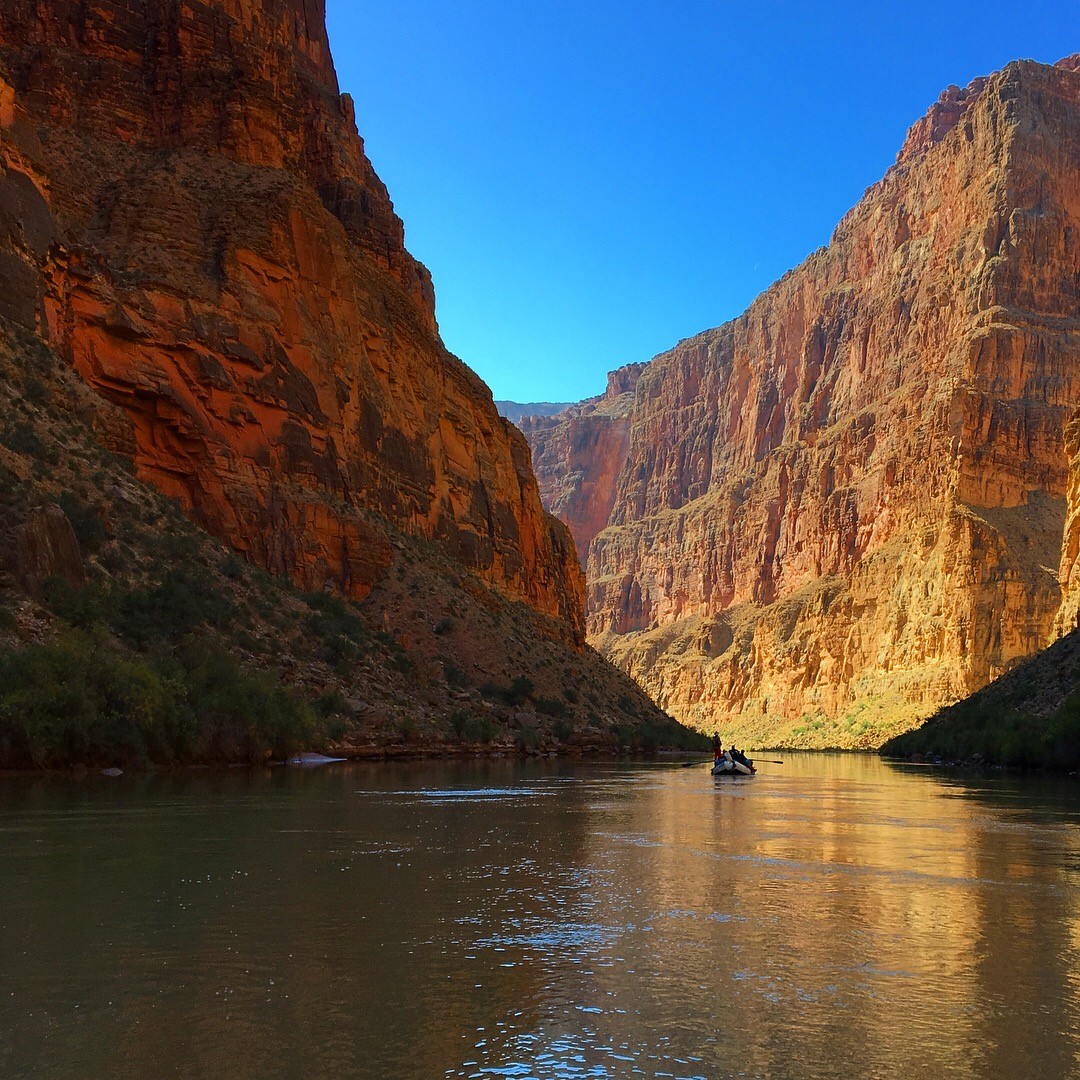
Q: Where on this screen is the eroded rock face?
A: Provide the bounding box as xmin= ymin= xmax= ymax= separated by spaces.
xmin=1056 ymin=408 xmax=1080 ymax=634
xmin=0 ymin=0 xmax=584 ymax=636
xmin=519 ymin=364 xmax=644 ymax=564
xmin=526 ymin=58 xmax=1080 ymax=744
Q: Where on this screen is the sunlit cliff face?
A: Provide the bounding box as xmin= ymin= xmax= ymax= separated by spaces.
xmin=524 ymin=58 xmax=1080 ymax=745
xmin=0 ymin=0 xmax=584 ymax=633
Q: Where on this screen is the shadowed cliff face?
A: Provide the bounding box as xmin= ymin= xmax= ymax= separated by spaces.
xmin=524 ymin=58 xmax=1080 ymax=745
xmin=0 ymin=0 xmax=585 ymax=637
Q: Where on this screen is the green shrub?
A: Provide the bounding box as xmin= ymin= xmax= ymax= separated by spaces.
xmin=461 ymin=714 xmax=497 ymax=743
xmin=479 ymin=675 xmax=535 ymax=706
xmin=304 ymin=596 xmax=370 ymax=667
xmin=0 ymin=423 xmax=43 ymax=457
xmin=389 ymin=653 xmax=415 ymax=675
xmin=147 ymin=532 xmax=193 ymax=561
xmin=0 ymin=628 xmax=319 ymax=768
xmin=552 ymin=717 xmax=575 ymax=742
xmin=515 ymin=726 xmax=540 ymax=751
xmin=56 ymin=492 xmax=107 ymax=553
xmin=175 ymin=642 xmax=316 ymax=761
xmin=21 ymin=375 xmax=47 ymax=404
xmin=536 ymin=695 xmax=569 ymax=718
xmin=0 ymin=629 xmax=175 ymax=767
xmin=314 ymin=691 xmax=350 ymax=718
xmin=47 ymin=578 xmax=110 ymax=628
xmin=111 ymin=568 xmax=235 ymax=647
xmin=221 ymin=553 xmax=246 ymax=580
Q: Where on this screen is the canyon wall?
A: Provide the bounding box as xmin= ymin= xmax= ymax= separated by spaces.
xmin=524 ymin=58 xmax=1080 ymax=745
xmin=0 ymin=0 xmax=585 ymax=636
xmin=520 ymin=364 xmax=644 ymax=563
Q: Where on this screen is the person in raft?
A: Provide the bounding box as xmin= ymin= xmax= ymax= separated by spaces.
xmin=712 ymin=732 xmax=723 ymax=767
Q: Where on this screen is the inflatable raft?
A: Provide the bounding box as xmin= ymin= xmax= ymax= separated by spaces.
xmin=711 ymin=752 xmax=756 ymax=776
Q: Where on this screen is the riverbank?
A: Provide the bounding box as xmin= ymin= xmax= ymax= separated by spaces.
xmin=0 ymin=741 xmax=710 ymax=779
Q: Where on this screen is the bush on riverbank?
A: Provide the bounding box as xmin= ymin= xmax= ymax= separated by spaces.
xmin=0 ymin=629 xmax=316 ymax=769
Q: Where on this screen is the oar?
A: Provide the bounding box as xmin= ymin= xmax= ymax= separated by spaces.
xmin=684 ymin=756 xmax=785 ymax=766
xmin=681 ymin=755 xmax=785 ymax=767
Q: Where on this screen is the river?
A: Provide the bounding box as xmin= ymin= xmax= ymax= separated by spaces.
xmin=2 ymin=753 xmax=1079 ymax=1078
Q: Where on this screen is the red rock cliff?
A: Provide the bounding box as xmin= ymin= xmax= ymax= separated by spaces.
xmin=0 ymin=0 xmax=584 ymax=636
xmin=527 ymin=58 xmax=1080 ymax=743
xmin=519 ymin=363 xmax=644 ymax=564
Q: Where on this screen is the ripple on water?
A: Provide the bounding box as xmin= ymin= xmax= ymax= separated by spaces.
xmin=446 ymin=1026 xmax=712 ymax=1079
xmin=474 ymin=921 xmax=617 ymax=956
xmin=357 ymin=788 xmax=557 ymax=802
xmin=6 ymin=756 xmax=1080 ymax=1080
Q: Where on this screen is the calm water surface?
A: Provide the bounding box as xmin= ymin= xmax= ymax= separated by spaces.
xmin=2 ymin=754 xmax=1080 ymax=1078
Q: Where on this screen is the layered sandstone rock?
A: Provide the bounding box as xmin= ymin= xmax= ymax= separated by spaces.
xmin=519 ymin=364 xmax=644 ymax=563
xmin=0 ymin=0 xmax=584 ymax=636
xmin=1055 ymin=399 xmax=1080 ymax=634
xmin=528 ymin=58 xmax=1080 ymax=746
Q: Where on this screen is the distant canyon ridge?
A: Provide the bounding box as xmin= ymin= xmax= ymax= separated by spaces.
xmin=512 ymin=55 xmax=1080 ymax=748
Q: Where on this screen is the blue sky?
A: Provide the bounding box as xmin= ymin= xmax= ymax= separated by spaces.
xmin=326 ymin=1 xmax=1075 ymax=403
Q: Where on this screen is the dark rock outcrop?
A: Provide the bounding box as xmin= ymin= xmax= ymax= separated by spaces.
xmin=1 ymin=504 xmax=84 ymax=597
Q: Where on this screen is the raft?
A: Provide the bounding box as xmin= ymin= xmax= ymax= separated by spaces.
xmin=711 ymin=754 xmax=756 ymax=776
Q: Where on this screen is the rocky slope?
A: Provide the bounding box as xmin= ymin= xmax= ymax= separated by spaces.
xmin=0 ymin=320 xmax=692 ymax=768
xmin=0 ymin=0 xmax=697 ymax=765
xmin=524 ymin=57 xmax=1080 ymax=747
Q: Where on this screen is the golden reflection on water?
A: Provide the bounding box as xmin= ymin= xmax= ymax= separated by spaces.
xmin=586 ymin=754 xmax=1080 ymax=1078
xmin=2 ymin=756 xmax=1080 ymax=1078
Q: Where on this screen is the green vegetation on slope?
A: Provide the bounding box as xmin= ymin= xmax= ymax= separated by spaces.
xmin=0 ymin=628 xmax=316 ymax=768
xmin=881 ymin=628 xmax=1080 ymax=769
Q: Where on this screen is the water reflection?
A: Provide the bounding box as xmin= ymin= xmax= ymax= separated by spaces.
xmin=1 ymin=757 xmax=1080 ymax=1077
